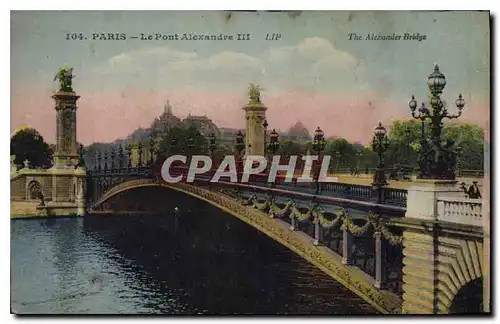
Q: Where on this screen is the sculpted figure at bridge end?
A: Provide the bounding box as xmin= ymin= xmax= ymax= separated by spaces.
xmin=53 ymin=67 xmax=75 ymax=92
xmin=248 ymin=83 xmax=262 ymax=104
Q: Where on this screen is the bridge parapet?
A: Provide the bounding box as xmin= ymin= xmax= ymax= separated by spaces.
xmin=437 ymin=197 xmax=482 ymax=227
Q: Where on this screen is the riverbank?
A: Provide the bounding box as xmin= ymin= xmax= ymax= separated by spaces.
xmin=10 ymin=201 xmax=82 ymax=219
xmin=11 ymin=201 xmax=45 ymax=219
xmin=10 ymin=201 xmax=165 ymax=219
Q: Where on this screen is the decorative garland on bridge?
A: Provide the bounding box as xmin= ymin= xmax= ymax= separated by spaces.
xmin=213 ymin=187 xmax=403 ymax=245
xmin=151 ymin=182 xmax=402 ymax=313
xmin=312 ymin=206 xmax=346 ymax=229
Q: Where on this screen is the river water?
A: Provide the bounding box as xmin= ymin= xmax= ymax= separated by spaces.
xmin=11 ymin=197 xmax=377 ymax=315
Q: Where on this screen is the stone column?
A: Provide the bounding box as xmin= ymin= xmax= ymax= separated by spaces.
xmin=342 ymin=226 xmax=354 ymax=265
xmin=374 ymin=231 xmax=387 ymax=289
xmin=289 ymin=216 xmax=296 ymax=231
xmin=402 ymin=179 xmax=462 ymax=314
xmin=243 ymin=104 xmax=267 ymax=157
xmin=52 ymin=90 xmax=80 ymax=169
xmin=313 ymin=220 xmax=321 ymax=245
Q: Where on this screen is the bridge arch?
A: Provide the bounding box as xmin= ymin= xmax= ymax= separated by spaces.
xmin=90 ymin=179 xmax=400 ymax=314
xmin=449 ymin=278 xmax=483 ymax=313
xmin=436 ymin=237 xmax=484 ymax=314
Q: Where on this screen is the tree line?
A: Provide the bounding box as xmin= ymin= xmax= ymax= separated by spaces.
xmin=10 ymin=119 xmax=485 ymax=172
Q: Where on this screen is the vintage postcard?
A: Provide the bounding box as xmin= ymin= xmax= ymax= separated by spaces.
xmin=10 ymin=11 xmax=490 ymax=315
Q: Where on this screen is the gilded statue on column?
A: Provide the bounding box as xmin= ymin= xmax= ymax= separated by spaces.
xmin=53 ymin=67 xmax=75 ymax=92
xmin=248 ymin=83 xmax=262 ymax=104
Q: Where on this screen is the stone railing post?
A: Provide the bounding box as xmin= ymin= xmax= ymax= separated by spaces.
xmin=289 ymin=216 xmax=296 ymax=231
xmin=313 ymin=218 xmax=321 ymax=245
xmin=374 ymin=231 xmax=387 ymax=289
xmin=341 ymin=225 xmax=353 ymax=265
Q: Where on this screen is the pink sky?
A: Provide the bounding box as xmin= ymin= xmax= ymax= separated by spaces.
xmin=11 ymin=87 xmax=489 ymax=146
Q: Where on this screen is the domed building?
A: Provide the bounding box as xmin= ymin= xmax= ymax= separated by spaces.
xmin=282 ymin=121 xmax=312 ymax=142
xmin=150 ymin=100 xmax=182 ymax=134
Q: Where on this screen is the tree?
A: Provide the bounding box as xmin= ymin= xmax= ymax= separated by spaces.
xmin=11 ymin=128 xmax=53 ymax=168
xmin=278 ymin=140 xmax=304 ymax=158
xmin=324 ymin=138 xmax=354 ymax=172
xmin=442 ymin=123 xmax=484 ymax=170
xmin=160 ymin=126 xmax=210 ymax=157
xmin=386 ymin=119 xmax=484 ymax=171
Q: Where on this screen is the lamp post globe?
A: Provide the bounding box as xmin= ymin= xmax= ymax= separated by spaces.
xmin=269 ymin=129 xmax=280 ymax=154
xmin=427 ymin=65 xmax=447 ymax=96
xmin=313 ymin=126 xmax=325 ymax=153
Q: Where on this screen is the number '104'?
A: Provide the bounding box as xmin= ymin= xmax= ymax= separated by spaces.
xmin=66 ymin=33 xmax=86 ymax=40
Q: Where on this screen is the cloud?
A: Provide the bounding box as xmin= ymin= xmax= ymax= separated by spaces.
xmin=268 ymin=37 xmax=356 ymax=67
xmin=94 ymin=37 xmax=368 ymax=92
xmin=168 ymin=51 xmax=262 ymax=72
xmin=108 ymin=46 xmax=199 ymax=67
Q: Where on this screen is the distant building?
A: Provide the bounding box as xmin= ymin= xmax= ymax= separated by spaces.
xmin=182 ymin=114 xmax=221 ymax=138
xmin=280 ymin=121 xmax=312 ymax=143
xmin=217 ymin=127 xmax=245 ymax=150
xmin=150 ymin=100 xmax=182 ymax=133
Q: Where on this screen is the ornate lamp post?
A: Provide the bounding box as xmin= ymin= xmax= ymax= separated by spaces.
xmin=235 ymin=130 xmax=245 ymax=176
xmin=410 ymin=102 xmax=430 ymax=178
xmin=372 ymin=122 xmax=389 ymax=203
xmin=312 ymin=127 xmax=326 ymax=194
xmin=267 ymin=129 xmax=280 ymax=175
xmin=170 ymin=137 xmax=177 ymax=156
xmin=263 ymin=119 xmax=268 ymax=156
xmin=126 ymin=145 xmax=132 ymax=168
xmin=187 ymin=136 xmax=194 ymax=166
xmin=235 ymin=130 xmax=245 ymax=155
xmin=409 ymin=65 xmax=465 ymax=180
xmin=371 ymin=122 xmax=389 ymax=289
xmin=268 ymin=129 xmax=280 ymax=155
xmin=118 ymin=144 xmax=124 ymax=169
xmin=137 ymin=142 xmax=143 ymax=167
xmin=149 ymin=136 xmax=155 ymax=165
xmin=355 ymin=146 xmax=363 ymax=175
xmin=209 ymin=133 xmax=217 ymax=156
xmin=208 ymin=133 xmax=217 ymax=170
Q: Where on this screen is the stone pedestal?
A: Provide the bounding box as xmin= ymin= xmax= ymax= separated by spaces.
xmin=402 ymin=179 xmax=484 ymax=314
xmin=52 ymin=91 xmax=80 ymax=169
xmin=405 ymin=179 xmax=462 ymax=221
xmin=243 ymin=103 xmax=267 ymax=157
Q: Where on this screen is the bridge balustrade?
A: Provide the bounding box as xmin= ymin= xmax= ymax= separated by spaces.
xmin=436 ymin=196 xmax=483 ymax=227
xmin=246 ymin=173 xmax=408 ymax=207
xmin=459 ymin=169 xmax=485 ymax=178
